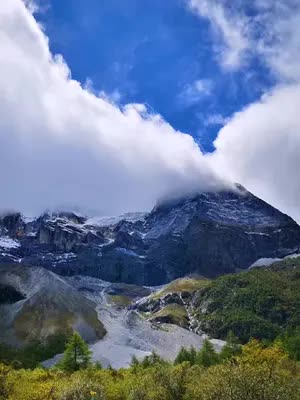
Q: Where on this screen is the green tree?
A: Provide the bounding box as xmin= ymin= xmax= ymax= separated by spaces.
xmin=220 ymin=331 xmax=241 ymax=361
xmin=174 ymin=346 xmax=197 ymax=365
xmin=279 ymin=329 xmax=300 ymax=361
xmin=174 ymin=347 xmax=191 ymax=365
xmin=141 ymin=351 xmax=165 ymax=368
xmin=196 ymin=339 xmax=219 ymax=367
xmin=58 ymin=332 xmax=91 ymax=372
xmin=189 ymin=346 xmax=197 ymax=365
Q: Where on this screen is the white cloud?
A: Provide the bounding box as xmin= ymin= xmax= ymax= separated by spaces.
xmin=257 ymin=4 xmax=300 ymax=82
xmin=0 ymin=0 xmax=228 ymax=217
xmin=178 ymin=79 xmax=213 ymax=106
xmin=186 ymin=0 xmax=300 ymax=222
xmin=188 ymin=0 xmax=249 ymax=69
xmin=187 ymin=0 xmax=300 ymax=79
xmin=203 ymin=113 xmax=229 ymax=127
xmin=2 ymin=0 xmax=300 ymax=227
xmin=212 ymin=84 xmax=300 ymax=221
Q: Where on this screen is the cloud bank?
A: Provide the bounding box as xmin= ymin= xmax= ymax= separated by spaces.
xmin=212 ymin=84 xmax=300 ymax=221
xmin=1 ymin=0 xmax=300 ymax=224
xmin=189 ymin=0 xmax=300 ymax=221
xmin=0 ymin=0 xmax=227 ymax=216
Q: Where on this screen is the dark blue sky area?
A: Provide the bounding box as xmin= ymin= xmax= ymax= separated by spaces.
xmin=37 ymin=0 xmax=274 ymax=152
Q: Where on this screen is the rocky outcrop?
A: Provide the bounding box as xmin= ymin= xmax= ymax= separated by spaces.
xmin=1 ymin=185 xmax=300 ymax=285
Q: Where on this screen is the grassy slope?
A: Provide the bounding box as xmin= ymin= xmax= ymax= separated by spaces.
xmin=151 ymin=277 xmax=210 ymax=300
xmin=150 ymin=304 xmax=188 ymax=328
xmin=107 ymin=295 xmax=132 ymax=307
xmin=143 ymin=277 xmax=209 ymax=328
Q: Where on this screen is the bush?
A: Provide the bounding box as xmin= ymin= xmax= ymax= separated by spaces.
xmin=1 ymin=340 xmax=300 ymax=400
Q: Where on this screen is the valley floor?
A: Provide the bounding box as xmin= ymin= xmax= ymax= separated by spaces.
xmin=44 ymin=276 xmax=224 ymax=368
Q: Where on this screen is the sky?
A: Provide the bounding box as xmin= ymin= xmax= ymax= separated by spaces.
xmin=36 ymin=0 xmax=274 ymax=152
xmin=0 ymin=0 xmax=300 ymax=220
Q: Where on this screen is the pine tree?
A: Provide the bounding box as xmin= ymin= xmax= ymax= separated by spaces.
xmin=220 ymin=331 xmax=241 ymax=361
xmin=174 ymin=346 xmax=198 ymax=365
xmin=196 ymin=339 xmax=219 ymax=367
xmin=130 ymin=355 xmax=140 ymax=372
xmin=141 ymin=351 xmax=165 ymax=368
xmin=189 ymin=346 xmax=197 ymax=365
xmin=174 ymin=347 xmax=190 ymax=364
xmin=59 ymin=332 xmax=92 ymax=372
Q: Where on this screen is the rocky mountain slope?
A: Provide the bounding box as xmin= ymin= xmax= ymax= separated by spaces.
xmin=1 ymin=185 xmax=300 ymax=285
xmin=0 ymin=264 xmax=106 ymax=346
xmin=0 ymin=265 xmax=225 ymax=368
xmin=41 ymin=274 xmax=224 ymax=369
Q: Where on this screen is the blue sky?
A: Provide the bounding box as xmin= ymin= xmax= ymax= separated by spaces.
xmin=37 ymin=0 xmax=274 ymax=152
xmin=1 ymin=0 xmax=300 ymax=220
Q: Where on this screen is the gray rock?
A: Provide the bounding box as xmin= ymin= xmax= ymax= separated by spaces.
xmin=1 ymin=184 xmax=300 ymax=285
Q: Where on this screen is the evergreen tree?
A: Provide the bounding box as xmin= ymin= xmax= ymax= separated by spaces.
xmin=58 ymin=332 xmax=91 ymax=372
xmin=220 ymin=330 xmax=241 ymax=361
xmin=130 ymin=355 xmax=140 ymax=373
xmin=141 ymin=351 xmax=165 ymax=368
xmin=280 ymin=329 xmax=300 ymax=361
xmin=174 ymin=346 xmax=197 ymax=365
xmin=196 ymin=339 xmax=219 ymax=367
xmin=174 ymin=347 xmax=190 ymax=364
xmin=94 ymin=361 xmax=102 ymax=370
xmin=189 ymin=346 xmax=197 ymax=365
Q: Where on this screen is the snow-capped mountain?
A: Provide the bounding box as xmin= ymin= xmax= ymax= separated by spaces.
xmin=1 ymin=185 xmax=300 ymax=285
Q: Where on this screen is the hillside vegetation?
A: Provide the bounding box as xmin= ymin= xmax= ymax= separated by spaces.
xmin=139 ymin=258 xmax=300 ymax=344
xmin=193 ymin=258 xmax=300 ymax=342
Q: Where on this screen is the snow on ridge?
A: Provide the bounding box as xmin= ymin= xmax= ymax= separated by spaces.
xmin=250 ymin=257 xmax=281 ymax=268
xmin=55 ymin=253 xmax=77 ymax=263
xmin=250 ymin=253 xmax=300 ymax=268
xmin=85 ymin=212 xmax=146 ymax=228
xmin=116 ymin=247 xmax=145 ymax=258
xmin=0 ymin=237 xmax=21 ymax=249
xmin=22 ymin=215 xmax=36 ymax=224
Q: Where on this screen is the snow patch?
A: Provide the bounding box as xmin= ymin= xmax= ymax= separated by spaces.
xmin=85 ymin=212 xmax=146 ymax=228
xmin=250 ymin=257 xmax=281 ymax=268
xmin=116 ymin=247 xmax=145 ymax=258
xmin=22 ymin=215 xmax=36 ymax=224
xmin=0 ymin=237 xmax=20 ymax=249
xmin=55 ymin=253 xmax=77 ymax=263
xmin=250 ymin=253 xmax=300 ymax=268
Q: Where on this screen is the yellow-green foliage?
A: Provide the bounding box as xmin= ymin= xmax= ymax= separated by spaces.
xmin=107 ymin=295 xmax=132 ymax=307
xmin=150 ymin=304 xmax=188 ymax=327
xmin=152 ymin=277 xmax=209 ymax=299
xmin=2 ymin=340 xmax=300 ymax=400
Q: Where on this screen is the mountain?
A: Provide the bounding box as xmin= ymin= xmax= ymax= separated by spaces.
xmin=1 ymin=185 xmax=300 ymax=285
xmin=0 ymin=264 xmax=106 ymax=346
xmin=135 ymin=256 xmax=300 ymax=343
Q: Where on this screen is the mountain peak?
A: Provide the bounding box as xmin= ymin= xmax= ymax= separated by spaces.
xmin=0 ymin=185 xmax=299 ymax=285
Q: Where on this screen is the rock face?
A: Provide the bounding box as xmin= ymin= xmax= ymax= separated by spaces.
xmin=0 ymin=264 xmax=106 ymax=346
xmin=1 ymin=185 xmax=300 ymax=285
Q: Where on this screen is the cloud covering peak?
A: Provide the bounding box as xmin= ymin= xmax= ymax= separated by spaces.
xmin=1 ymin=0 xmax=300 ymax=225
xmin=0 ymin=0 xmax=227 ymax=216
